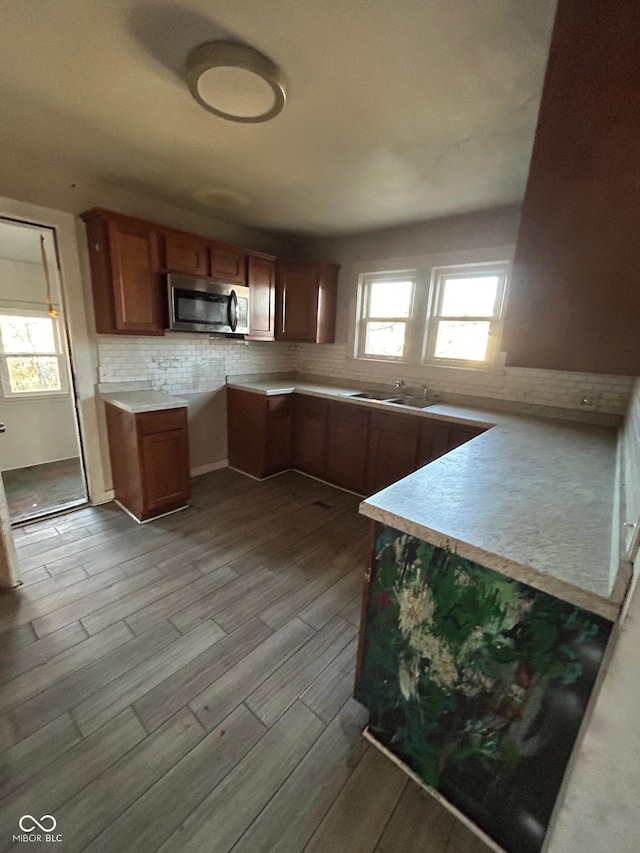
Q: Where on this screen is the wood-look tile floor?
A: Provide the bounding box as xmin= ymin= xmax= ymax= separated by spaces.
xmin=0 ymin=469 xmax=490 ymax=853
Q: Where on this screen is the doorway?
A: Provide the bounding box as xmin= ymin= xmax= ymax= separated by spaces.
xmin=0 ymin=218 xmax=88 ymax=525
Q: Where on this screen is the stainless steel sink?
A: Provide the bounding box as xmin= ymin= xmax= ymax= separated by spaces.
xmin=349 ymin=391 xmax=394 ymax=401
xmin=386 ymin=396 xmax=435 ymax=409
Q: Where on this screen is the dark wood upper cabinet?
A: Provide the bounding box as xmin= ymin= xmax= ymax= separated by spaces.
xmin=277 ymin=260 xmax=339 ymax=343
xmin=246 ymin=254 xmax=277 ymax=341
xmin=82 ymin=210 xmax=165 ymax=336
xmin=503 ymin=0 xmax=640 ymax=374
xmin=210 ymin=244 xmax=247 ymax=284
xmin=162 ymin=232 xmax=209 ymax=277
xmin=293 ymin=394 xmax=328 ymax=480
xmin=365 ymin=411 xmax=420 ymax=495
xmin=325 ymin=401 xmax=369 ymax=494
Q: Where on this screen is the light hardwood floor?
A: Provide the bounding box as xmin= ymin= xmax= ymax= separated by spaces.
xmin=0 ymin=469 xmax=489 ymax=853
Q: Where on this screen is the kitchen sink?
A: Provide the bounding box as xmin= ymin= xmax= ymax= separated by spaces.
xmin=349 ymin=391 xmax=394 ymax=401
xmin=386 ymin=396 xmax=435 ymax=409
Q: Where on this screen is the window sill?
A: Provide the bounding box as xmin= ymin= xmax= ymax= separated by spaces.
xmin=0 ymin=391 xmax=71 ymax=402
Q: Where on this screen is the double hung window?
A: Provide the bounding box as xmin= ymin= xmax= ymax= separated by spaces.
xmin=0 ymin=312 xmax=67 ymax=396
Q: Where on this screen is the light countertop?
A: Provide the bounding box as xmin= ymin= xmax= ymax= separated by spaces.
xmin=227 ymin=377 xmax=623 ymax=619
xmin=101 ymin=390 xmax=188 ymax=414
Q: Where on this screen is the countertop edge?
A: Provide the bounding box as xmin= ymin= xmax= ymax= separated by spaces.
xmin=359 ymin=503 xmax=619 ymax=621
xmin=101 ymin=393 xmax=189 ymax=415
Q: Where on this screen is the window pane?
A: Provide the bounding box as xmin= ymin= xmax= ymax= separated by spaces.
xmin=0 ymin=315 xmax=56 ymax=353
xmin=6 ymin=356 xmax=61 ymax=392
xmin=364 ymin=322 xmax=406 ymax=358
xmin=434 ymin=321 xmax=490 ymax=361
xmin=440 ymin=276 xmax=499 ymax=317
xmin=368 ymin=280 xmax=413 ymax=318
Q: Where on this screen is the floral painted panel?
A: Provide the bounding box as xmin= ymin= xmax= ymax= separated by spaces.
xmin=357 ymin=525 xmax=612 ymax=853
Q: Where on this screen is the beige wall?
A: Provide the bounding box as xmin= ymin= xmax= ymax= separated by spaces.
xmin=297 ymin=205 xmax=522 ymax=341
xmin=0 ymin=397 xmax=79 ymax=470
xmin=0 ymin=147 xmax=296 ymax=258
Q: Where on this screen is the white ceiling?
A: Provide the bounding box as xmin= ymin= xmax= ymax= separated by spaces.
xmin=0 ymin=0 xmax=557 ymax=236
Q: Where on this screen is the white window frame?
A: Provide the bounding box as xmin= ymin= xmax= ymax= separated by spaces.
xmin=423 ymin=261 xmax=510 ymax=369
xmin=354 ymin=270 xmax=417 ymax=362
xmin=0 ymin=308 xmax=70 ymax=398
xmin=350 ymin=248 xmax=512 ymax=373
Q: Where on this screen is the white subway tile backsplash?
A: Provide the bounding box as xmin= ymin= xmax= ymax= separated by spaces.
xmin=97 ymin=335 xmax=296 ymax=395
xmin=97 ymin=335 xmax=633 ymax=417
xmin=294 ymin=342 xmax=634 ymax=416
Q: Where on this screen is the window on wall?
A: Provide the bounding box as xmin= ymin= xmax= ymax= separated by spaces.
xmin=424 ymin=264 xmax=509 ymax=366
xmin=353 ymin=259 xmax=509 ymax=368
xmin=356 ymin=272 xmax=416 ymax=360
xmin=0 ymin=312 xmax=67 ymax=396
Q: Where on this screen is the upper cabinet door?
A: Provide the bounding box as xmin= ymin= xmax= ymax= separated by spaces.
xmin=210 ymin=244 xmax=247 ymax=284
xmin=163 ymin=232 xmax=209 ymax=277
xmin=277 ymin=260 xmax=338 ymax=343
xmin=106 ymin=218 xmax=165 ymax=335
xmin=246 ymin=255 xmax=276 ymax=341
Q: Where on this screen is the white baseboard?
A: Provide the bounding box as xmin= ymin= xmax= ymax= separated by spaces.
xmin=114 ymin=500 xmax=189 ymax=525
xmin=191 ymin=459 xmax=229 ymax=477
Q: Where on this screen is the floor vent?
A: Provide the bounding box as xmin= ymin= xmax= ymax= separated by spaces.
xmin=312 ymin=500 xmax=332 ymax=509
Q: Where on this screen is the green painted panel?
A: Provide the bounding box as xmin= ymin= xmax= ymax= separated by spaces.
xmin=357 ymin=524 xmax=612 ymax=853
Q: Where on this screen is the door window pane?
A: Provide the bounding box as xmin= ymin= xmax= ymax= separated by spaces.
xmin=369 ymin=280 xmax=413 ymax=318
xmin=440 ymin=277 xmax=499 ymax=317
xmin=6 ymin=356 xmax=61 ymax=392
xmin=434 ymin=321 xmax=490 ymax=361
xmin=0 ymin=315 xmax=56 ymax=353
xmin=365 ymin=322 xmax=406 ymax=358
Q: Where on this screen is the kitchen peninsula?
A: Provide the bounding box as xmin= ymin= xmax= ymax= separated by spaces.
xmin=227 ymin=374 xmax=627 ymax=853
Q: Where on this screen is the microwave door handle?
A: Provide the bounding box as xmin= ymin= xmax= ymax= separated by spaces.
xmin=228 ymin=290 xmax=238 ymax=332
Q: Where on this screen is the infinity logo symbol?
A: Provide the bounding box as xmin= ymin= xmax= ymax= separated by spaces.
xmin=19 ymin=815 xmax=57 ymax=832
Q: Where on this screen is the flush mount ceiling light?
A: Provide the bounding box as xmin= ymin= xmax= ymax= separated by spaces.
xmin=186 ymin=41 xmax=287 ymax=123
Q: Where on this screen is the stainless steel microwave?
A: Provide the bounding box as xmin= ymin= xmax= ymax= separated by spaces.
xmin=167 ymin=274 xmax=250 ymax=335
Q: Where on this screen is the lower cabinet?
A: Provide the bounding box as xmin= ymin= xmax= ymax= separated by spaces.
xmin=325 ymin=402 xmax=369 ymax=493
xmin=293 ymin=394 xmax=328 ymax=479
xmin=365 ymin=411 xmax=420 ymax=494
xmin=228 ymin=388 xmax=487 ymax=494
xmin=105 ymin=404 xmax=191 ymax=522
xmin=416 ymin=419 xmax=451 ymax=468
xmin=446 ymin=423 xmax=486 ymax=451
xmin=227 ymin=388 xmax=292 ymax=478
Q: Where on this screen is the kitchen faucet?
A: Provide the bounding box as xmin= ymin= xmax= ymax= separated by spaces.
xmin=394 ymin=379 xmax=406 ymax=393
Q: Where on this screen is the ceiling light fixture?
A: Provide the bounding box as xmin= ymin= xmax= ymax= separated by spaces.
xmin=186 ymin=41 xmax=287 ymax=123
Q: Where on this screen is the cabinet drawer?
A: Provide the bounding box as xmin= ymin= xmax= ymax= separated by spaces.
xmin=328 ymin=401 xmax=369 ymax=425
xmin=136 ymin=407 xmax=188 ymax=436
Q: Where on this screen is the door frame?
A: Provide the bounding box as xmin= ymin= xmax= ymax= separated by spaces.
xmin=0 ymin=196 xmax=112 ymax=510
